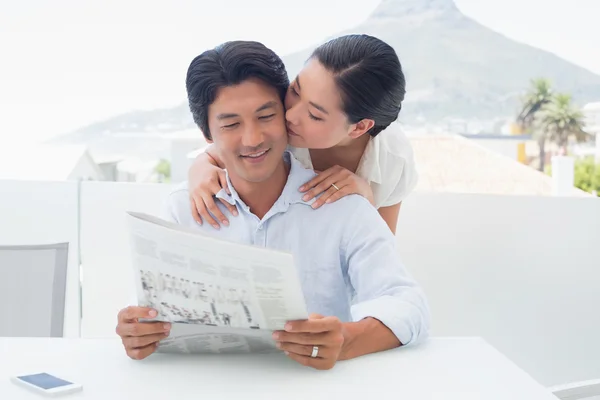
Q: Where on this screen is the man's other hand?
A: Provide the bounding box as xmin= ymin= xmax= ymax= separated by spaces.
xmin=273 ymin=314 xmax=344 ymax=370
xmin=115 ymin=306 xmax=171 ymax=360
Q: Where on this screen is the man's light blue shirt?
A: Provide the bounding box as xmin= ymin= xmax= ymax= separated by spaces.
xmin=163 ymin=151 xmax=430 ymax=346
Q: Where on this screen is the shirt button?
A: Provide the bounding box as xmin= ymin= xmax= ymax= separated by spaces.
xmin=257 ymin=224 xmax=263 ymax=230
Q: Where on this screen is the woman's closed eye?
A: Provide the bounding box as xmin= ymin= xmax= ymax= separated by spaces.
xmin=290 ymin=83 xmax=323 ymax=121
xmin=308 ymin=112 xmax=323 ymax=121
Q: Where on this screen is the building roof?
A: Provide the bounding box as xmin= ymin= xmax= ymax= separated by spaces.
xmin=0 ymin=144 xmax=102 ymax=181
xmin=459 ymin=133 xmax=533 ymax=141
xmin=409 ymin=134 xmax=590 ymax=197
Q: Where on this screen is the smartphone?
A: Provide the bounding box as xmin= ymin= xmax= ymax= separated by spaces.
xmin=11 ymin=373 xmax=83 ymax=397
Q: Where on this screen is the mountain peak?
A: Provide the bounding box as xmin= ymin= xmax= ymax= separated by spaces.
xmin=370 ymin=0 xmax=459 ymax=18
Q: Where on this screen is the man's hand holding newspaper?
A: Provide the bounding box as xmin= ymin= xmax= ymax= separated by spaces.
xmin=273 ymin=313 xmax=345 ymax=370
xmin=115 ymin=306 xmax=346 ymax=370
xmin=116 ymin=306 xmax=171 ymax=360
xmin=118 ymin=212 xmax=313 ymax=360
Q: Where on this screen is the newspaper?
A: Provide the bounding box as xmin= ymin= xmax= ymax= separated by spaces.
xmin=126 ymin=211 xmax=309 ymax=354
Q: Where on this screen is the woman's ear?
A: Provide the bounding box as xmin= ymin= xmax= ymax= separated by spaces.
xmin=348 ymin=119 xmax=375 ymax=139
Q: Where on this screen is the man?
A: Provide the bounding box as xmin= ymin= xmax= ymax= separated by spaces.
xmin=116 ymin=40 xmax=430 ymax=370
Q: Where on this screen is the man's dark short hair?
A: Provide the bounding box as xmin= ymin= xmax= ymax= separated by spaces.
xmin=186 ymin=41 xmax=290 ymax=141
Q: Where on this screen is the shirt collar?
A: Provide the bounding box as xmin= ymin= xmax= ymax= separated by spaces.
xmin=356 ymin=135 xmax=382 ymax=184
xmin=215 ymin=150 xmax=317 ymax=215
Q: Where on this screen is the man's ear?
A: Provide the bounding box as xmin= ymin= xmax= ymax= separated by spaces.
xmin=348 ymin=119 xmax=375 ymax=139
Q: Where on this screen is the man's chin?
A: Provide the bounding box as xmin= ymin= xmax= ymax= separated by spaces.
xmin=234 ymin=161 xmax=272 ymax=183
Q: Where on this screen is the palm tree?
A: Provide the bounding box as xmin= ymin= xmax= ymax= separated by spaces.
xmin=539 ymin=94 xmax=590 ymax=155
xmin=516 ymin=78 xmax=554 ymax=170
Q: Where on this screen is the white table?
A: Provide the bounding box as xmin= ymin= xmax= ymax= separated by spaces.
xmin=0 ymin=337 xmax=557 ymax=399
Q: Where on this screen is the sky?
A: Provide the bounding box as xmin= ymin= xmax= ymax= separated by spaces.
xmin=0 ymin=0 xmax=598 ymax=146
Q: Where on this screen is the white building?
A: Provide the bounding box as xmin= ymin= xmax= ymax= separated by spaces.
xmin=116 ymin=157 xmax=158 ymax=182
xmin=0 ymin=144 xmax=105 ymax=181
xmin=459 ymin=133 xmax=533 ymax=163
xmin=583 ymin=101 xmax=600 ymax=161
xmin=583 ymin=102 xmax=600 ymax=134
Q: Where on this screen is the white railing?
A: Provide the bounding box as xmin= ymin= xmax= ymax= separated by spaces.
xmin=1 ymin=179 xmax=599 ymax=388
xmin=79 ymin=181 xmax=173 ymax=338
xmin=395 ymin=193 xmax=600 ymax=388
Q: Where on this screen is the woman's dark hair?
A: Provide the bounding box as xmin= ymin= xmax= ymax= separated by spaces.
xmin=310 ymin=34 xmax=405 ymax=137
xmin=186 ymin=40 xmax=290 ymax=140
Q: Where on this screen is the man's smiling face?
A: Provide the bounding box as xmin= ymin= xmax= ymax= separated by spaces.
xmin=207 ymin=78 xmax=288 ymax=184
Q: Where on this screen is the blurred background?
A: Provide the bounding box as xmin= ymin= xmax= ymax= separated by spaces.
xmin=1 ymin=0 xmax=599 ymax=194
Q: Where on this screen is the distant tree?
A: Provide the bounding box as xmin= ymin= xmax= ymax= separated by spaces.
xmin=516 ymin=78 xmax=554 ymax=171
xmin=539 ymin=93 xmax=591 ymax=155
xmin=155 ymin=159 xmax=171 ymax=183
xmin=573 ymin=157 xmax=600 ymax=196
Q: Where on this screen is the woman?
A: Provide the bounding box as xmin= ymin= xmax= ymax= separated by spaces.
xmin=187 ymin=34 xmax=417 ymax=234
